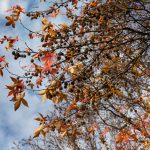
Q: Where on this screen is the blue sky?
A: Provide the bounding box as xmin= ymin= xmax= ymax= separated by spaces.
xmin=0 ymin=0 xmax=64 ymax=149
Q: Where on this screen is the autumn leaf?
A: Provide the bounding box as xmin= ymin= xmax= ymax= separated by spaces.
xmin=52 ymin=96 xmax=58 ymax=103
xmin=41 ymin=52 xmax=56 ymax=72
xmin=27 ymin=83 xmax=34 ymax=89
xmin=41 ymin=17 xmax=48 ymax=25
xmin=13 ymin=93 xmax=28 ymax=111
xmin=68 ymin=62 xmax=83 ymax=74
xmin=14 ymin=100 xmax=21 ymax=111
xmin=0 ymin=56 xmax=5 ymax=63
xmin=49 ymin=9 xmax=60 ymax=18
xmin=41 ymin=130 xmax=46 ymax=137
xmin=38 ymin=90 xmax=47 ymax=102
xmin=6 ymin=5 xmax=24 ymax=13
xmin=5 ymin=36 xmax=19 ymax=50
xmin=34 ymin=113 xmax=47 ymax=125
xmin=5 ymin=15 xmax=16 ymax=28
xmin=61 ymin=24 xmax=69 ymax=31
xmin=41 ymin=17 xmax=54 ymax=31
xmin=65 ymin=100 xmax=77 ymax=115
xmin=0 ymin=68 xmax=4 ymax=76
xmin=99 ymin=16 xmax=104 ymax=24
xmin=22 ymin=99 xmax=29 ymax=107
xmin=116 ymin=131 xmax=129 ymax=143
xmin=54 ymin=121 xmax=63 ymax=129
xmin=5 ymin=5 xmax=22 ymax=27
xmin=34 ymin=125 xmax=44 ymax=138
xmin=89 ymin=2 xmax=97 ymax=7
xmin=6 ymin=77 xmax=25 ymax=97
xmin=36 ymin=76 xmax=44 ymax=86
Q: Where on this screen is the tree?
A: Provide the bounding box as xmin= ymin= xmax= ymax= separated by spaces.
xmin=1 ymin=0 xmax=150 ymax=149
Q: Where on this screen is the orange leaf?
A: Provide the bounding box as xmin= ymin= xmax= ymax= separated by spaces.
xmin=41 ymin=52 xmax=56 ymax=72
xmin=65 ymin=100 xmax=77 ymax=115
xmin=49 ymin=10 xmax=60 ymax=18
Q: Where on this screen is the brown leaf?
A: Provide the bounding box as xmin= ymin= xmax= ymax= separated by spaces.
xmin=0 ymin=69 xmax=3 ymax=76
xmin=52 ymin=96 xmax=58 ymax=103
xmin=27 ymin=83 xmax=34 ymax=89
xmin=5 ymin=16 xmax=16 ymax=28
xmin=33 ymin=130 xmax=40 ymax=138
xmin=41 ymin=130 xmax=46 ymax=137
xmin=14 ymin=100 xmax=21 ymax=111
xmin=22 ymin=99 xmax=29 ymax=107
xmin=10 ymin=77 xmax=18 ymax=83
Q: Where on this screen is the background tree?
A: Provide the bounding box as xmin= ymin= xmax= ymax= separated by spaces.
xmin=0 ymin=0 xmax=150 ymax=149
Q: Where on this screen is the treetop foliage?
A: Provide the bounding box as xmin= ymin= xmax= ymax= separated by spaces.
xmin=0 ymin=0 xmax=150 ymax=149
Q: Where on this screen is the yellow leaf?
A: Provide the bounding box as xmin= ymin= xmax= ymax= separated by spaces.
xmin=42 ymin=94 xmax=47 ymax=103
xmin=34 ymin=130 xmax=40 ymax=138
xmin=68 ymin=66 xmax=76 ymax=74
xmin=15 ymin=93 xmax=24 ymax=100
xmin=41 ymin=17 xmax=48 ymax=25
xmin=51 ymin=80 xmax=58 ymax=87
xmin=34 ymin=126 xmax=44 ymax=138
xmin=41 ymin=24 xmax=50 ymax=31
xmin=68 ymin=62 xmax=83 ymax=74
xmin=38 ymin=90 xmax=47 ymax=102
xmin=38 ymin=90 xmax=46 ymax=95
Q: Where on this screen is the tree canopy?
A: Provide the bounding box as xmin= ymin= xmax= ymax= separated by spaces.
xmin=0 ymin=0 xmax=150 ymax=149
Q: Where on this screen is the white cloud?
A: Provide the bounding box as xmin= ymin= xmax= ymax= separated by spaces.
xmin=0 ymin=0 xmax=9 ymax=15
